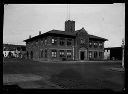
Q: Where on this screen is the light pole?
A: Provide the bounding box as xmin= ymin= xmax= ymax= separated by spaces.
xmin=73 ymin=46 xmax=74 ymax=60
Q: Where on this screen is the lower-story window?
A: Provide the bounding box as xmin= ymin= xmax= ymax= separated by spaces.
xmin=67 ymin=50 xmax=72 ymax=58
xmin=60 ymin=50 xmax=65 ymax=57
xmin=45 ymin=49 xmax=47 ymax=58
xmin=94 ymin=51 xmax=97 ymax=59
xmin=99 ymin=52 xmax=102 ymax=58
xmin=41 ymin=50 xmax=43 ymax=58
xmin=51 ymin=50 xmax=57 ymax=58
xmin=89 ymin=51 xmax=92 ymax=59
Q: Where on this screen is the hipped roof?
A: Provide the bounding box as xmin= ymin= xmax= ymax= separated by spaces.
xmin=24 ymin=29 xmax=108 ymax=42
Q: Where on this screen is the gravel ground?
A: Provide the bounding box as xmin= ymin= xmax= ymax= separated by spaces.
xmin=3 ymin=74 xmax=62 ymax=89
xmin=3 ymin=74 xmax=42 ymax=84
xmin=3 ymin=58 xmax=124 ymax=90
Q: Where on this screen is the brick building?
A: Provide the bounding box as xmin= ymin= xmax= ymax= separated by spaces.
xmin=24 ymin=20 xmax=108 ymax=61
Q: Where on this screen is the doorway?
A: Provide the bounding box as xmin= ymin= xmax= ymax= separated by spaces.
xmin=80 ymin=51 xmax=85 ymax=60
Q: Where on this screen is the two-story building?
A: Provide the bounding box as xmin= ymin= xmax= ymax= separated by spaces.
xmin=24 ymin=20 xmax=108 ymax=61
xmin=3 ymin=44 xmax=26 ymax=58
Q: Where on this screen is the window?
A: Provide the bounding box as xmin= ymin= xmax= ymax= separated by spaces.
xmin=60 ymin=38 xmax=65 ymax=46
xmin=45 ymin=49 xmax=47 ymax=58
xmin=89 ymin=41 xmax=93 ymax=48
xmin=80 ymin=39 xmax=85 ymax=44
xmin=41 ymin=50 xmax=43 ymax=58
xmin=99 ymin=42 xmax=103 ymax=48
xmin=89 ymin=51 xmax=92 ymax=59
xmin=60 ymin=50 xmax=65 ymax=57
xmin=44 ymin=39 xmax=47 ymax=45
xmin=94 ymin=51 xmax=97 ymax=58
xmin=67 ymin=39 xmax=72 ymax=46
xmin=36 ymin=40 xmax=38 ymax=45
xmin=41 ymin=39 xmax=44 ymax=45
xmin=51 ymin=50 xmax=57 ymax=58
xmin=94 ymin=42 xmax=98 ymax=48
xmin=67 ymin=50 xmax=72 ymax=58
xmin=52 ymin=38 xmax=57 ymax=45
xmin=99 ymin=52 xmax=102 ymax=58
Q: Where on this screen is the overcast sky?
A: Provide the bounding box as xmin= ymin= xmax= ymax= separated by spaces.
xmin=3 ymin=4 xmax=125 ymax=47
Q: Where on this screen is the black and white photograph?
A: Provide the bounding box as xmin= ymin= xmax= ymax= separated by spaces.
xmin=3 ymin=4 xmax=125 ymax=92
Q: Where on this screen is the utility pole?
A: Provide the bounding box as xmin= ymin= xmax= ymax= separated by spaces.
xmin=122 ymin=39 xmax=125 ymax=68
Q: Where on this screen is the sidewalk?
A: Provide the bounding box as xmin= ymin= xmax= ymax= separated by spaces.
xmin=36 ymin=60 xmax=121 ymax=64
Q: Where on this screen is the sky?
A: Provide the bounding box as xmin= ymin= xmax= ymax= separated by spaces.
xmin=3 ymin=4 xmax=125 ymax=47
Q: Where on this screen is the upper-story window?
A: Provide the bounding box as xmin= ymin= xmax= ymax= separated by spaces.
xmin=44 ymin=39 xmax=47 ymax=45
xmin=60 ymin=50 xmax=65 ymax=57
xmin=94 ymin=42 xmax=98 ymax=48
xmin=52 ymin=38 xmax=57 ymax=45
xmin=80 ymin=38 xmax=85 ymax=44
xmin=36 ymin=40 xmax=38 ymax=44
xmin=67 ymin=39 xmax=72 ymax=46
xmin=99 ymin=42 xmax=103 ymax=48
xmin=60 ymin=38 xmax=65 ymax=46
xmin=41 ymin=39 xmax=44 ymax=45
xmin=89 ymin=41 xmax=93 ymax=48
xmin=51 ymin=50 xmax=57 ymax=58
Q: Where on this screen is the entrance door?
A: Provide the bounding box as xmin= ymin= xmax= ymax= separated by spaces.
xmin=80 ymin=51 xmax=85 ymax=60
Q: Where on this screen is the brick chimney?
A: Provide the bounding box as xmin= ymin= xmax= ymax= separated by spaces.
xmin=39 ymin=31 xmax=41 ymax=35
xmin=29 ymin=35 xmax=31 ymax=39
xmin=65 ymin=20 xmax=75 ymax=32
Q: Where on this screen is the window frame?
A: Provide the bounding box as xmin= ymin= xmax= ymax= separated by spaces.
xmin=59 ymin=50 xmax=65 ymax=57
xmin=89 ymin=51 xmax=93 ymax=59
xmin=94 ymin=51 xmax=97 ymax=58
xmin=51 ymin=50 xmax=57 ymax=58
xmin=99 ymin=42 xmax=103 ymax=48
xmin=80 ymin=38 xmax=85 ymax=44
xmin=60 ymin=38 xmax=65 ymax=46
xmin=67 ymin=39 xmax=72 ymax=46
xmin=52 ymin=38 xmax=57 ymax=45
xmin=89 ymin=41 xmax=93 ymax=48
xmin=67 ymin=50 xmax=72 ymax=58
xmin=44 ymin=49 xmax=47 ymax=58
xmin=94 ymin=42 xmax=98 ymax=48
xmin=44 ymin=39 xmax=47 ymax=45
